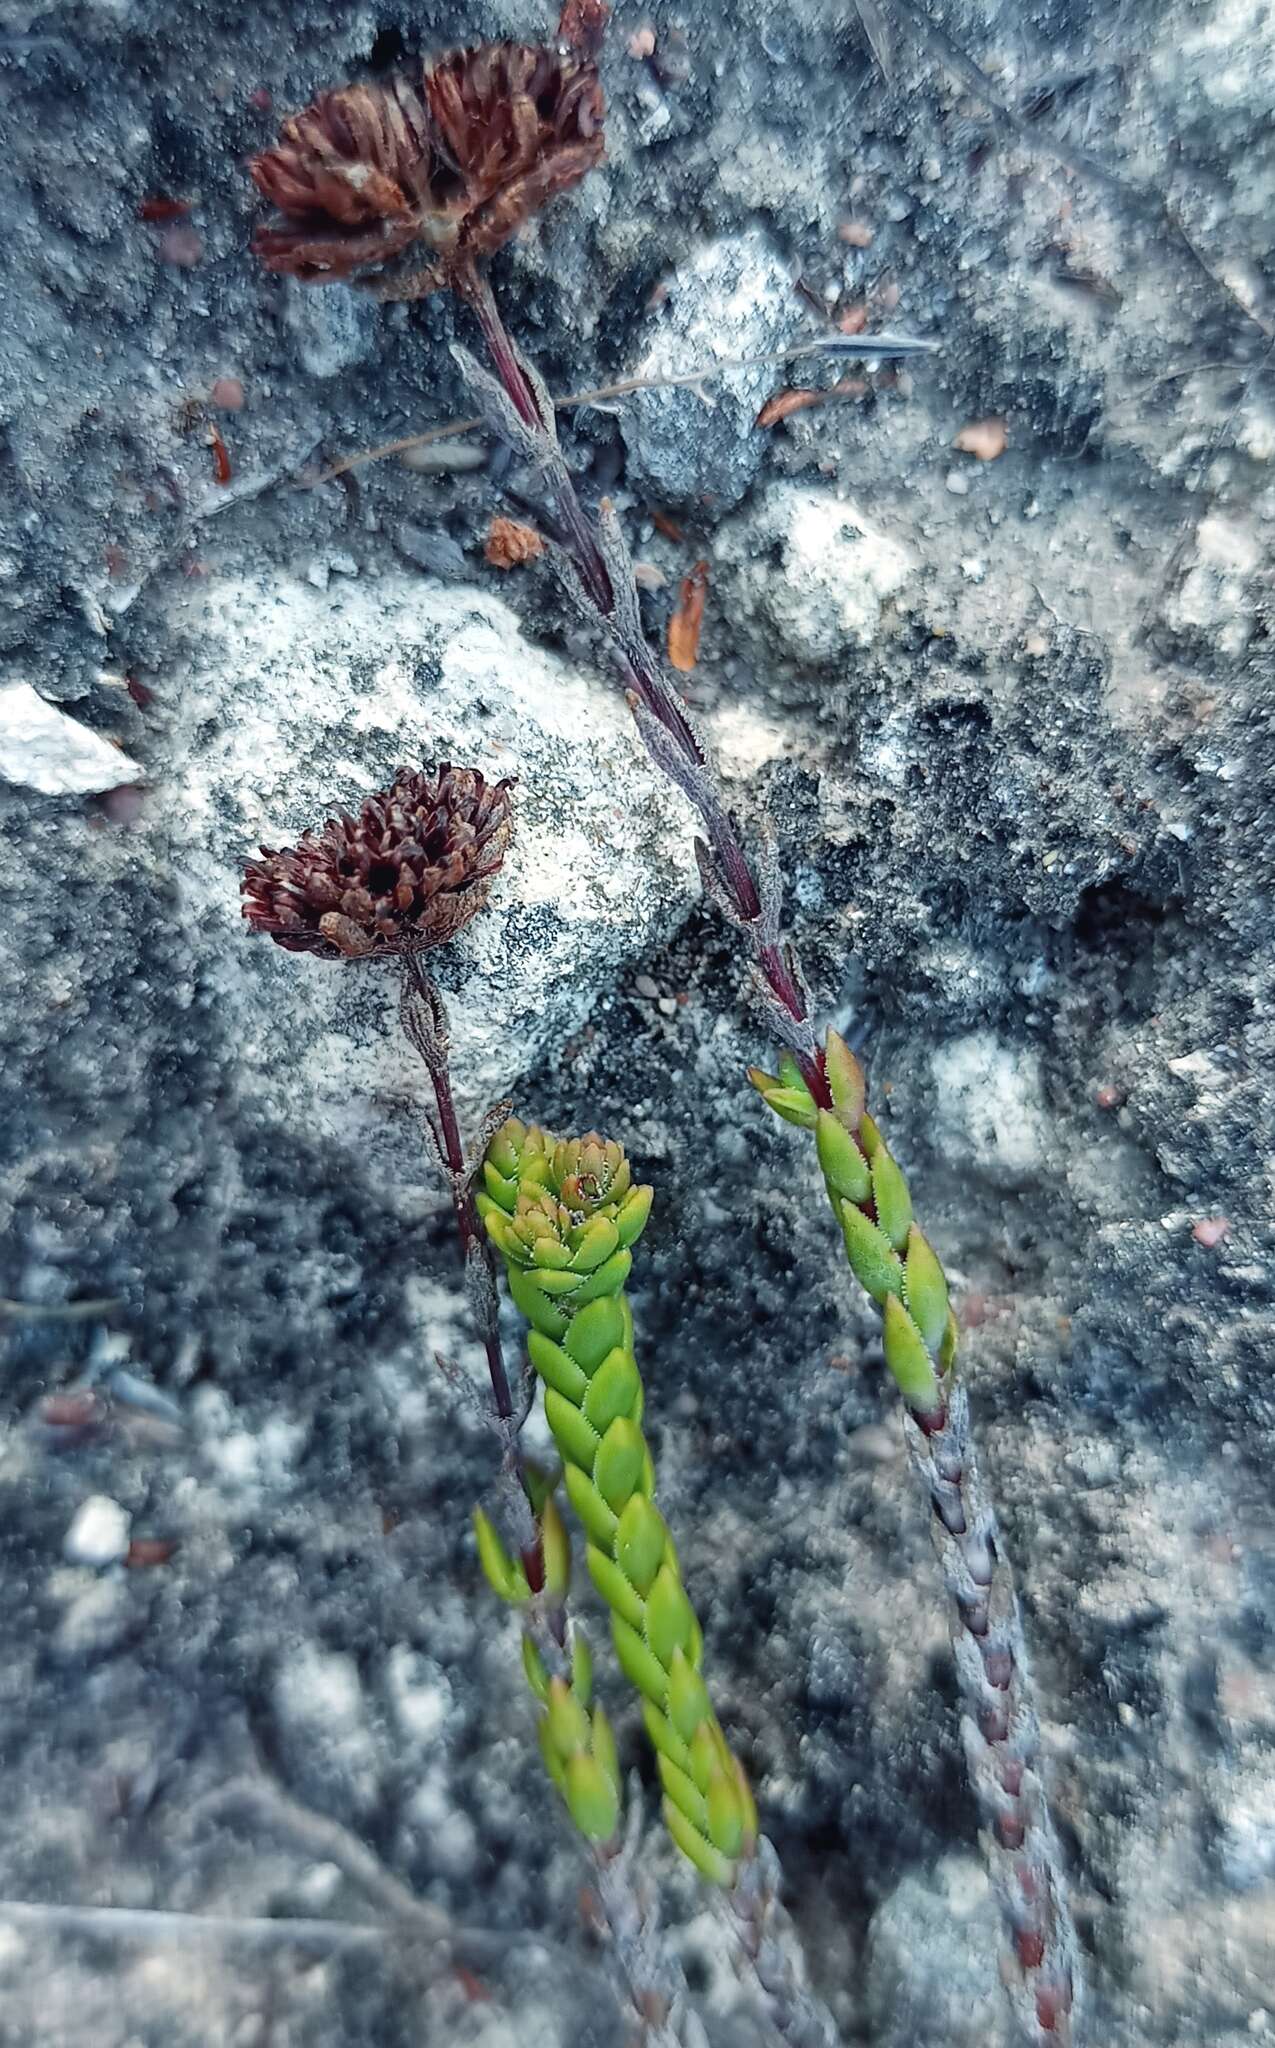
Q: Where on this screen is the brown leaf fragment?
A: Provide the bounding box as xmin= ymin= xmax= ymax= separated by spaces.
xmin=952 ymin=416 xmax=1008 ymax=460
xmin=667 ymin=560 xmax=709 ymax=672
xmin=756 ymin=387 xmax=824 ymax=427
xmin=485 ymin=515 xmax=546 ymax=568
xmin=756 ymin=378 xmax=869 ymax=428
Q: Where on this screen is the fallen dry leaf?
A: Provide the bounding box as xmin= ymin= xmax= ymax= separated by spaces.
xmin=668 ymin=560 xmax=709 ymax=672
xmin=485 ymin=516 xmax=546 ymax=569
xmin=756 ymin=377 xmax=869 ymax=429
xmin=757 ymin=388 xmax=825 ymax=427
xmin=953 ymin=416 xmax=1008 ymax=461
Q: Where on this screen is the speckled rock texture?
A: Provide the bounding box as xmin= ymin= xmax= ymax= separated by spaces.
xmin=2 ymin=2 xmax=1274 ymax=2045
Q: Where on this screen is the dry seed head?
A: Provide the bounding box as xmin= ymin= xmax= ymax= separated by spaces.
xmin=241 ymin=763 xmax=512 ymax=962
xmin=248 ymin=41 xmax=604 ymax=293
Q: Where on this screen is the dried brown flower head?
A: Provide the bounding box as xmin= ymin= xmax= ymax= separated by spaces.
xmin=249 ymin=41 xmax=604 ymax=293
xmin=241 ymin=765 xmax=513 ymax=961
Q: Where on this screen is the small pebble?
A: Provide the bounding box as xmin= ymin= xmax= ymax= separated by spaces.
xmin=839 ymin=220 xmax=875 ymax=248
xmin=634 ymin=974 xmax=659 ymax=1000
xmin=945 ymin=468 xmax=971 ymax=496
xmin=395 ymin=523 xmax=468 ymax=581
xmin=628 ymin=25 xmax=656 ymax=57
xmin=64 ymin=1495 xmax=131 ymax=1568
xmin=157 ymin=226 xmax=203 ymax=268
xmin=953 ymin=416 xmax=1008 ymax=462
xmin=657 ymin=995 xmax=678 ymax=1017
xmin=210 ymin=376 xmax=245 ymax=411
xmin=1193 ymin=1216 xmax=1231 ymax=1249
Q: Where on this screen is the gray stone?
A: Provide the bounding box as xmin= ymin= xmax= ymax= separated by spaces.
xmin=726 ymin=482 xmax=914 ymax=663
xmin=283 ymin=280 xmax=379 ymax=381
xmin=0 ymin=683 xmax=142 ymax=796
xmin=169 ymin=570 xmax=698 ymax=1159
xmin=620 ymin=230 xmax=804 ymax=511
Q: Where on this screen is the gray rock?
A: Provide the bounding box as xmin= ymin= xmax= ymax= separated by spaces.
xmin=620 ymin=230 xmax=804 ymax=511
xmin=283 ymin=280 xmax=379 ymax=381
xmin=725 ymin=482 xmax=913 ymax=663
xmin=169 ymin=570 xmax=698 ymax=1160
xmin=0 ymin=683 xmax=142 ymax=796
xmin=865 ymin=1856 xmax=1009 ymax=2048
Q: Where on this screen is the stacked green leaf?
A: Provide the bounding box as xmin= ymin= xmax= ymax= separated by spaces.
xmin=749 ymin=1034 xmax=957 ymax=1418
xmin=478 ymin=1120 xmax=757 ymax=1885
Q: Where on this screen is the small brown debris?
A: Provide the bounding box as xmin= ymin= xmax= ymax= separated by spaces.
xmin=210 ymin=376 xmax=245 ymax=411
xmin=953 ymin=416 xmax=1008 ymax=461
xmin=632 ymin=561 xmax=666 ymax=591
xmin=1094 ymin=1083 xmax=1124 ymax=1110
xmin=667 ymin=560 xmax=709 ymax=672
xmin=649 ymin=506 xmax=684 ymax=543
xmin=1192 ymin=1216 xmax=1231 ymax=1249
xmin=756 ymin=377 xmax=868 ymax=428
xmin=138 ymin=194 xmax=191 ymax=222
xmin=837 ymin=300 xmax=868 ymax=335
xmin=839 ymin=220 xmax=875 ymax=248
xmin=628 ymin=26 xmax=656 ymax=57
xmin=157 ymin=225 xmax=204 ymax=267
xmin=103 ymin=544 xmax=129 ymax=579
xmin=207 ymin=422 xmax=232 ymax=485
xmin=757 ymin=388 xmax=824 ymax=427
xmin=126 ymin=1538 xmax=177 ymax=1568
xmin=485 ymin=515 xmax=545 ymax=568
xmin=126 ymin=675 xmax=153 ymax=708
xmin=248 ymin=85 xmax=273 ymax=113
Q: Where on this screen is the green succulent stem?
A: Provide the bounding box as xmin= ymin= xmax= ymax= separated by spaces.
xmin=479 ymin=1119 xmax=757 ymax=1888
xmin=752 ymin=1033 xmax=1080 ymax=2047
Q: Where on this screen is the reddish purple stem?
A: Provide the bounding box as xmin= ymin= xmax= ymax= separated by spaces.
xmin=456 ymin=263 xmax=830 ymax=1111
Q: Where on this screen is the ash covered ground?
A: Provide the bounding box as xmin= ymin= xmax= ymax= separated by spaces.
xmin=2 ymin=2 xmax=1274 ymax=2043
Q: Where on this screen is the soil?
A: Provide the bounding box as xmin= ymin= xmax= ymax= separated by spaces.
xmin=2 ymin=3 xmax=1274 ymax=2044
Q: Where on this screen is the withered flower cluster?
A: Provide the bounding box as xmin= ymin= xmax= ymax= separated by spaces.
xmin=249 ymin=41 xmax=604 ymax=293
xmin=241 ymin=764 xmax=513 ymax=962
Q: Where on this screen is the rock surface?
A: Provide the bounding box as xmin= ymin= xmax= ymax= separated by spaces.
xmin=3 ymin=4 xmax=1275 ymax=2047
xmin=0 ymin=683 xmax=142 ymax=796
xmin=166 ymin=569 xmax=697 ymax=1156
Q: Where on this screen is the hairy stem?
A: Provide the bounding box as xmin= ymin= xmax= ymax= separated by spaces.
xmin=398 ymin=953 xmax=540 ymax=1588
xmin=903 ymin=1390 xmax=1078 ymax=2045
xmin=451 ymin=261 xmax=828 ymax=1106
xmin=456 ymin=274 xmax=1078 ymax=2044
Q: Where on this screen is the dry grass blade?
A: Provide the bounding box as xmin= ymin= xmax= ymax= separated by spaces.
xmin=299 ymin=335 xmax=937 ymax=488
xmin=0 ymin=1900 xmax=386 ymax=1953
